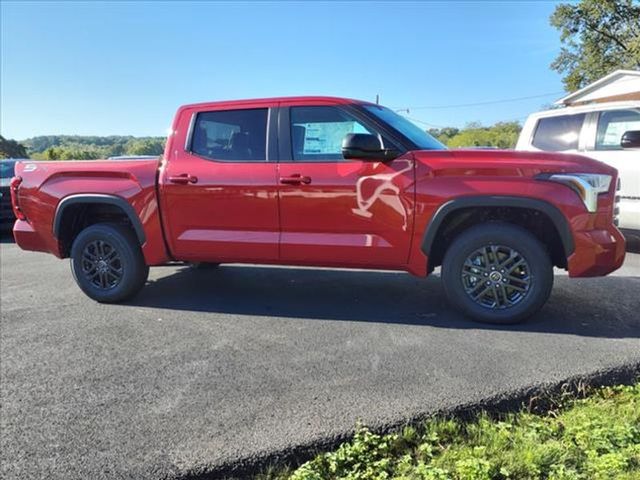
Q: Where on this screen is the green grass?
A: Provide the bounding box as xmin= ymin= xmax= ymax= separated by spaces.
xmin=258 ymin=383 xmax=640 ymax=480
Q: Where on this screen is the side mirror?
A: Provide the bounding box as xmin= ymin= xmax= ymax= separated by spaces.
xmin=621 ymin=130 xmax=640 ymax=149
xmin=342 ymin=133 xmax=398 ymax=161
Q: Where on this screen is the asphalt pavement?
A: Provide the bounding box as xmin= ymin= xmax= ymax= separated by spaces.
xmin=1 ymin=237 xmax=639 ymax=479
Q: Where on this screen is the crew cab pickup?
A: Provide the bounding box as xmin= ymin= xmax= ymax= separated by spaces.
xmin=11 ymin=96 xmax=626 ymax=324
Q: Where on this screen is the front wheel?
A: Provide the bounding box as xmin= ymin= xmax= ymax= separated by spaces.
xmin=70 ymin=223 xmax=149 ymax=303
xmin=441 ymin=223 xmax=553 ymax=324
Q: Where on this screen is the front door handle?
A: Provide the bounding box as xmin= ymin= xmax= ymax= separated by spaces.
xmin=168 ymin=174 xmax=198 ymax=184
xmin=280 ymin=174 xmax=311 ymax=185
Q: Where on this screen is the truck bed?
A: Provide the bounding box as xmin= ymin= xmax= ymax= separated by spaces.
xmin=13 ymin=158 xmax=169 ymax=264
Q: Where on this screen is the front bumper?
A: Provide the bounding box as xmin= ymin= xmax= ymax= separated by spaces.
xmin=568 ymin=224 xmax=626 ymax=277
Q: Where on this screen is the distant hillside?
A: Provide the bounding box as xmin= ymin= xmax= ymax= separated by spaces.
xmin=13 ymin=122 xmax=522 ymax=160
xmin=21 ymin=135 xmax=166 ymax=160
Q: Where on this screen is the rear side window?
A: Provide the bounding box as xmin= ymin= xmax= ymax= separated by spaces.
xmin=596 ymin=109 xmax=640 ymax=150
xmin=531 ymin=113 xmax=586 ymax=151
xmin=191 ymin=108 xmax=268 ymax=161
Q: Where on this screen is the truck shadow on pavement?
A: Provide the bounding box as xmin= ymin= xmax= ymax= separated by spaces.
xmin=127 ymin=265 xmax=640 ymax=339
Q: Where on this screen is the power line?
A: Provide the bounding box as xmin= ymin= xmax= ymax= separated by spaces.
xmin=395 ymin=92 xmax=564 ymax=111
xmin=400 ymin=115 xmax=450 ymax=129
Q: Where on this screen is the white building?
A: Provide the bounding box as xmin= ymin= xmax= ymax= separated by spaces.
xmin=555 ymin=69 xmax=640 ymax=107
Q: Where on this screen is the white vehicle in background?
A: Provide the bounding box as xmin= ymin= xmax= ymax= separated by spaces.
xmin=516 ymin=101 xmax=640 ymax=238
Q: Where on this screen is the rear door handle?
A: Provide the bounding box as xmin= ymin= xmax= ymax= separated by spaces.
xmin=280 ymin=174 xmax=311 ymax=185
xmin=168 ymin=174 xmax=198 ymax=184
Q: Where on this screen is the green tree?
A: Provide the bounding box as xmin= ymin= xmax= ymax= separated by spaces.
xmin=20 ymin=135 xmax=166 ymax=159
xmin=550 ymin=0 xmax=640 ymax=92
xmin=428 ymin=127 xmax=460 ymax=145
xmin=125 ymin=138 xmax=165 ymax=156
xmin=0 ymin=136 xmax=28 ymax=158
xmin=58 ymin=147 xmax=102 ymax=160
xmin=105 ymin=143 xmax=125 ymax=158
xmin=41 ymin=146 xmax=101 ymax=160
xmin=445 ymin=121 xmax=522 ymax=149
xmin=43 ymin=147 xmax=61 ymax=160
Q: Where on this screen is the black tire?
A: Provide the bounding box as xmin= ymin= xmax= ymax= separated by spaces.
xmin=70 ymin=223 xmax=149 ymax=303
xmin=441 ymin=223 xmax=553 ymax=324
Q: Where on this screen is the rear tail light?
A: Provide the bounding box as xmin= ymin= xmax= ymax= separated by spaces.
xmin=9 ymin=176 xmax=26 ymax=221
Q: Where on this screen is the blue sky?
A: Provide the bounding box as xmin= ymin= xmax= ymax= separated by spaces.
xmin=1 ymin=1 xmax=564 ymax=139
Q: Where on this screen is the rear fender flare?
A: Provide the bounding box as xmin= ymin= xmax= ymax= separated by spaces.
xmin=53 ymin=194 xmax=146 ymax=244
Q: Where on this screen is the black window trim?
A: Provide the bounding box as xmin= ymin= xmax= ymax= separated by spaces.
xmin=277 ymin=104 xmax=409 ymax=163
xmin=185 ymin=106 xmax=277 ymax=163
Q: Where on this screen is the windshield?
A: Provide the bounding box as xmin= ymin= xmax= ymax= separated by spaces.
xmin=363 ymin=105 xmax=446 ymax=150
xmin=0 ymin=161 xmax=17 ymax=179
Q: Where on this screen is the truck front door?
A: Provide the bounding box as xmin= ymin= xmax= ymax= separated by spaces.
xmin=277 ymin=104 xmax=414 ymax=268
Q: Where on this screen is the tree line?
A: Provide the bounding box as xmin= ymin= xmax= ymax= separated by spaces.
xmin=1 ymin=122 xmax=524 ymax=160
xmin=16 ymin=135 xmax=166 ymax=160
xmin=428 ymin=122 xmax=522 ymax=149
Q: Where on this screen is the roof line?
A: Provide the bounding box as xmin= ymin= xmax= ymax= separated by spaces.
xmin=555 ymin=69 xmax=640 ymax=105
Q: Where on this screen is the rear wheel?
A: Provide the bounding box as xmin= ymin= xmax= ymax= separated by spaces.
xmin=441 ymin=223 xmax=553 ymax=324
xmin=70 ymin=223 xmax=149 ymax=302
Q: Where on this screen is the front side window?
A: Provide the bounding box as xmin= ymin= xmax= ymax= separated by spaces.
xmin=595 ymin=109 xmax=640 ymax=150
xmin=531 ymin=113 xmax=586 ymax=151
xmin=290 ymin=106 xmax=378 ymax=161
xmin=191 ymin=108 xmax=268 ymax=161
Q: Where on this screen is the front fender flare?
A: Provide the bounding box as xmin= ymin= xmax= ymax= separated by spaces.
xmin=421 ymin=195 xmax=575 ymax=258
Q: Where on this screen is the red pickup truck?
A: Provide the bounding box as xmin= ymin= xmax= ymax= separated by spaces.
xmin=11 ymin=96 xmax=625 ymax=324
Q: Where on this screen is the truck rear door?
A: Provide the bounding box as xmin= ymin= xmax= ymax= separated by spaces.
xmin=159 ymin=105 xmax=280 ymax=262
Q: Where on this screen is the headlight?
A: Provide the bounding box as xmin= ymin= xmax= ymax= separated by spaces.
xmin=541 ymin=173 xmax=612 ymax=212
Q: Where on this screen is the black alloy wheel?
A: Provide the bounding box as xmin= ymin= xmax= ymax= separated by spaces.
xmin=70 ymin=223 xmax=149 ymax=302
xmin=80 ymin=239 xmax=124 ymax=290
xmin=461 ymin=245 xmax=531 ymax=310
xmin=441 ymin=223 xmax=553 ymax=324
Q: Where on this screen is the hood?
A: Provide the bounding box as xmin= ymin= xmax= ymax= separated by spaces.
xmin=411 ymin=149 xmax=617 ymax=177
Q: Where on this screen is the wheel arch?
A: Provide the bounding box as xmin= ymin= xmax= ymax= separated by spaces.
xmin=422 ymin=196 xmax=575 ymax=270
xmin=53 ymin=194 xmax=146 ymax=254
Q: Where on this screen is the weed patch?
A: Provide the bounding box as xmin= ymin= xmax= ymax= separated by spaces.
xmin=259 ymin=383 xmax=640 ymax=480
